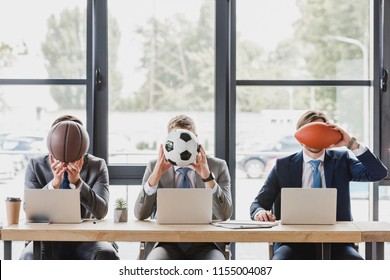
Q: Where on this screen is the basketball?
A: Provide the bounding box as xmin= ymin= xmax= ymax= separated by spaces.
xmin=294 ymin=122 xmax=342 ymax=150
xmin=47 ymin=121 xmax=90 ymax=162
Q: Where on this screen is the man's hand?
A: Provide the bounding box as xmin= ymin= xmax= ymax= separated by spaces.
xmin=254 ymin=210 xmax=276 ymax=222
xmin=66 ymin=156 xmax=84 ymax=184
xmin=148 ymin=144 xmax=172 ymax=186
xmin=192 ymin=145 xmax=216 ymax=189
xmin=49 ymin=154 xmax=67 ymax=189
xmin=192 ymin=145 xmax=210 ymax=179
xmin=327 ymin=123 xmax=359 ymax=150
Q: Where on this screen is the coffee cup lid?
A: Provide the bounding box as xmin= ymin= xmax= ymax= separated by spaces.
xmin=6 ymin=197 xmax=21 ymax=202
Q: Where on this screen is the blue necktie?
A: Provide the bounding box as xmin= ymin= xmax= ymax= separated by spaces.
xmin=60 ymin=171 xmax=70 ymax=189
xmin=177 ymin=168 xmax=191 ymax=188
xmin=309 ymin=160 xmax=322 ymax=188
xmin=176 ymin=167 xmax=192 ymax=252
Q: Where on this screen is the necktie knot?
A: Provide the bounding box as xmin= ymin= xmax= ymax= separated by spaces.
xmin=177 ymin=167 xmax=190 ymax=177
xmin=309 ymin=160 xmax=321 ymax=170
xmin=177 ymin=167 xmax=191 ymax=188
xmin=308 ymin=160 xmax=322 ymax=188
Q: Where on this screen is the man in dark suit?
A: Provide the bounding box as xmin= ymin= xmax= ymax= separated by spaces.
xmin=134 ymin=114 xmax=233 ymax=260
xmin=20 ymin=115 xmax=119 ymax=260
xmin=250 ymin=110 xmax=388 ymax=260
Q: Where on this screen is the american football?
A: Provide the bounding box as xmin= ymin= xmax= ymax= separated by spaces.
xmin=163 ymin=129 xmax=199 ymax=166
xmin=294 ymin=122 xmax=342 ymax=150
xmin=47 ymin=120 xmax=90 ymax=162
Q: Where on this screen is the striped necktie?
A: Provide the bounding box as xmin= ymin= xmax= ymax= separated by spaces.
xmin=177 ymin=168 xmax=191 ymax=188
xmin=176 ymin=167 xmax=192 ymax=251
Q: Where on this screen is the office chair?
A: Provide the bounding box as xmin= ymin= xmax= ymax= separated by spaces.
xmin=138 ymin=242 xmax=231 ymax=260
xmin=267 ymin=194 xmax=359 ymax=259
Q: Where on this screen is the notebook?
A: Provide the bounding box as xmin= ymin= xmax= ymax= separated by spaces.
xmin=156 ymin=188 xmax=212 ymax=224
xmin=280 ymin=188 xmax=337 ymax=225
xmin=24 ymin=189 xmax=83 ymax=224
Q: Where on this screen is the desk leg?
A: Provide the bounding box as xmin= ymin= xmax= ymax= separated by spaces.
xmin=322 ymin=243 xmax=331 ymax=260
xmin=4 ymin=241 xmax=12 ymax=260
xmin=365 ymin=242 xmax=384 ymax=260
xmin=377 ymin=242 xmax=384 ymax=260
xmin=315 ymin=243 xmax=331 ymax=259
xmin=33 ymin=241 xmax=42 ymax=260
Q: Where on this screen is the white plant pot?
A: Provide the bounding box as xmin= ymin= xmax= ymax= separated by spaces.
xmin=114 ymin=209 xmax=128 ymax=223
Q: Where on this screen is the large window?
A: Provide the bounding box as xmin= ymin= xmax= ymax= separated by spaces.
xmin=107 ymin=0 xmax=215 ymax=166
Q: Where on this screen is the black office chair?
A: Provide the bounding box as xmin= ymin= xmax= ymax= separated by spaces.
xmin=138 ymin=242 xmax=231 ymax=260
xmin=268 ymin=193 xmax=281 ymax=259
xmin=267 ymin=193 xmax=359 ymax=259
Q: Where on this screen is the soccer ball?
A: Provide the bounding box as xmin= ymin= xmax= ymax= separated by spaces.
xmin=163 ymin=129 xmax=199 ymax=166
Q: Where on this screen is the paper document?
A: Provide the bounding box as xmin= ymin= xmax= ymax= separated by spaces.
xmin=212 ymin=220 xmax=279 ymax=229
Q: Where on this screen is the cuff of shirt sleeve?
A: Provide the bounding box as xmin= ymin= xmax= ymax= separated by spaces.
xmin=47 ymin=180 xmax=55 ymax=189
xmin=253 ymin=210 xmax=265 ymax=220
xmin=143 ymin=181 xmax=158 ymax=196
xmin=211 ymin=183 xmax=218 ymax=195
xmin=352 ymin=144 xmax=367 ymax=157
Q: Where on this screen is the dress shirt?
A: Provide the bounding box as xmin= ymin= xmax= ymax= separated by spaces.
xmin=302 ymin=145 xmax=367 ymax=188
xmin=143 ymin=165 xmax=217 ymax=195
xmin=302 ymin=153 xmax=326 ymax=188
xmin=48 ymin=179 xmax=77 ymax=189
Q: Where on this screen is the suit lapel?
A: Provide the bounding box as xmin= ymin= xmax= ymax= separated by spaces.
xmin=323 ymin=150 xmax=335 ymax=188
xmin=290 ymin=151 xmax=303 ymax=187
xmin=160 ymin=167 xmax=175 ymax=188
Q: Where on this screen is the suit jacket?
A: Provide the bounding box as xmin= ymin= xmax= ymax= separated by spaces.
xmin=134 ymin=156 xmax=233 ymax=256
xmin=250 ymin=149 xmax=388 ymax=221
xmin=24 ymin=154 xmax=110 ymax=220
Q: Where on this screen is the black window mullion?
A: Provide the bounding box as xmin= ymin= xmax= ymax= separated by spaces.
xmin=91 ymin=0 xmax=109 ymax=161
xmin=380 ymin=0 xmax=390 ymax=186
xmin=237 ymin=80 xmax=371 ymax=86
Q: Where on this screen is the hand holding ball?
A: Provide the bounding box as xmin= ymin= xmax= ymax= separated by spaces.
xmin=294 ymin=122 xmax=342 ymax=150
xmin=47 ymin=121 xmax=90 ymax=162
xmin=163 ymin=129 xmax=199 ymax=166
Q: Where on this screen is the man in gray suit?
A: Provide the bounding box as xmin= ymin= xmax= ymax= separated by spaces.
xmin=19 ymin=115 xmax=119 ymax=260
xmin=134 ymin=114 xmax=233 ymax=260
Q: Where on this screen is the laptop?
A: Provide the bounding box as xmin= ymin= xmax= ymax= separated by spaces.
xmin=24 ymin=189 xmax=83 ymax=224
xmin=280 ymin=188 xmax=337 ymax=225
xmin=156 ymin=188 xmax=212 ymax=224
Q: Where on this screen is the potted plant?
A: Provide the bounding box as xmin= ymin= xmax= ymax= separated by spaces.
xmin=114 ymin=198 xmax=128 ymax=223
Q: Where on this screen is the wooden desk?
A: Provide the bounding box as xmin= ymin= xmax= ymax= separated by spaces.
xmin=352 ymin=221 xmax=390 ymax=260
xmin=1 ymin=220 xmax=363 ymax=260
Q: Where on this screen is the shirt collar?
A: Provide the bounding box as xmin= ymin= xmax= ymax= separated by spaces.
xmin=174 ymin=165 xmax=195 ymax=171
xmin=303 ymin=151 xmax=325 ymax=163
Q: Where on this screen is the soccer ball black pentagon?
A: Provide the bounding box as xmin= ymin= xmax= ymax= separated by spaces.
xmin=163 ymin=129 xmax=199 ymax=166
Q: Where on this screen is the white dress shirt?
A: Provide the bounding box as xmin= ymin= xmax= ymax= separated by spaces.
xmin=143 ymin=165 xmax=217 ymax=195
xmin=302 ymin=145 xmax=367 ymax=188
